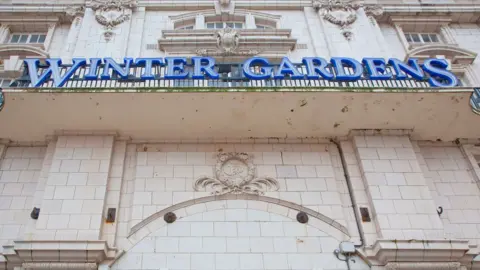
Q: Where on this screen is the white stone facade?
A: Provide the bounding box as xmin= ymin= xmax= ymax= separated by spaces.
xmin=1 ymin=0 xmax=480 ymax=270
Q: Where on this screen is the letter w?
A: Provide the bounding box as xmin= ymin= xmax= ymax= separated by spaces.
xmin=24 ymin=58 xmax=86 ymax=87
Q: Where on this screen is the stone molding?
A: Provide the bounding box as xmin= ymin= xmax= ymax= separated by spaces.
xmin=0 ymin=2 xmax=479 ymax=22
xmin=194 ymin=152 xmax=279 ymax=195
xmin=363 ymin=239 xmax=475 ymax=266
xmin=1 ymin=240 xmax=116 ymax=270
xmin=158 ymin=29 xmax=296 ymax=58
xmin=169 ymin=9 xmax=281 ymax=23
xmin=65 ymin=5 xmax=85 ymax=21
xmin=0 ymin=44 xmax=49 ymax=59
xmin=406 ymin=44 xmax=478 ymax=65
xmin=128 ymin=195 xmax=350 ymax=242
xmin=23 ymin=262 xmax=98 ymax=269
xmin=385 ymin=262 xmax=461 ymax=270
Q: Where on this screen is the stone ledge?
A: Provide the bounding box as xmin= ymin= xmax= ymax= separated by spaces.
xmin=364 ymin=239 xmax=476 ymax=265
xmin=1 ymin=240 xmax=116 ymax=270
xmin=385 ymin=262 xmax=461 ymax=270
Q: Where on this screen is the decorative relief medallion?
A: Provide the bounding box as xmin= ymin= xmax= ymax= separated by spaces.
xmin=194 ymin=153 xmax=279 ymax=195
xmin=313 ymin=0 xmax=361 ymax=40
xmin=195 ymin=28 xmax=259 ymax=56
xmin=88 ymin=0 xmax=137 ymax=41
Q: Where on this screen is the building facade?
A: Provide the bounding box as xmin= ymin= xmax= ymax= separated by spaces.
xmin=1 ymin=0 xmax=480 ymax=269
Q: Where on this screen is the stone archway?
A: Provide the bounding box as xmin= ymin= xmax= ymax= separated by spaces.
xmin=128 ymin=194 xmax=349 ymax=241
xmin=112 ymin=197 xmax=358 ymax=270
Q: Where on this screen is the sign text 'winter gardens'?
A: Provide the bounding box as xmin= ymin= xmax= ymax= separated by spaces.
xmin=24 ymin=57 xmax=459 ymax=88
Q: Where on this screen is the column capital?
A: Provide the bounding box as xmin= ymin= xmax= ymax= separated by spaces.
xmin=65 ymin=6 xmax=85 ymax=22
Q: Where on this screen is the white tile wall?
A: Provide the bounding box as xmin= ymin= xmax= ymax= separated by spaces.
xmin=34 ymin=136 xmax=114 ymax=241
xmin=129 ymin=144 xmax=346 ymax=231
xmin=417 ymin=144 xmax=480 ymax=246
xmin=0 ymin=146 xmax=45 ymax=252
xmin=353 ymin=136 xmax=443 ymax=240
xmin=112 ymin=209 xmax=368 ymax=270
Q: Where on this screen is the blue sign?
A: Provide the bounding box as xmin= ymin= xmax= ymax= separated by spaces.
xmin=471 ymin=88 xmax=480 ymax=115
xmin=0 ymin=89 xmax=3 ymax=112
xmin=23 ymin=56 xmax=459 ymax=88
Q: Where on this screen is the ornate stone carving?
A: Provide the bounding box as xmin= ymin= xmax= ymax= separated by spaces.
xmin=217 ymin=28 xmax=239 ymax=54
xmin=364 ymin=5 xmax=384 ymax=17
xmin=65 ymin=5 xmax=85 ymax=23
xmin=364 ymin=5 xmax=384 ymax=26
xmin=219 ymin=0 xmax=231 ymax=6
xmin=194 ymin=153 xmax=279 ymax=195
xmin=215 ymin=0 xmax=234 ymax=14
xmin=194 ymin=28 xmax=260 ymax=56
xmin=385 ymin=262 xmax=462 ymax=270
xmin=313 ymin=0 xmax=361 ymax=40
xmin=88 ymin=0 xmax=137 ymax=41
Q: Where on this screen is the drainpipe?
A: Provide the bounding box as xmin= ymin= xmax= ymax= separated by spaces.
xmin=330 ymin=138 xmax=365 ymax=249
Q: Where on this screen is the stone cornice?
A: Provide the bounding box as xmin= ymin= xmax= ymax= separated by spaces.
xmin=158 ymin=28 xmax=296 ymax=58
xmin=385 ymin=262 xmax=462 ymax=270
xmin=0 ymin=2 xmax=476 ymax=12
xmin=363 ymin=239 xmax=476 ymax=266
xmin=1 ymin=240 xmax=117 ymax=270
xmin=0 ymin=2 xmax=478 ymax=25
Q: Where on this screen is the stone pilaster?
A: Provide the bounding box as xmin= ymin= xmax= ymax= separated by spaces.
xmin=63 ymin=6 xmax=85 ymax=61
xmin=126 ymin=7 xmax=146 ymax=58
xmin=34 ymin=136 xmax=114 ymax=241
xmin=23 ymin=140 xmax=56 ymax=239
xmin=440 ymin=25 xmax=457 ymax=45
xmin=43 ymin=23 xmax=57 ymax=52
xmin=353 ymin=135 xmax=444 ymax=240
xmin=245 ymin=13 xmax=256 ymax=29
xmin=0 ymin=24 xmax=11 ymax=44
xmin=100 ymin=141 xmax=127 ymax=247
xmin=195 ymin=14 xmax=205 ymax=29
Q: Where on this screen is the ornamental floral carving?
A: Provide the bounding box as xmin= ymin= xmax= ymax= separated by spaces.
xmin=313 ymin=0 xmax=361 ymax=40
xmin=88 ymin=0 xmax=137 ymax=41
xmin=194 ymin=153 xmax=279 ymax=195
